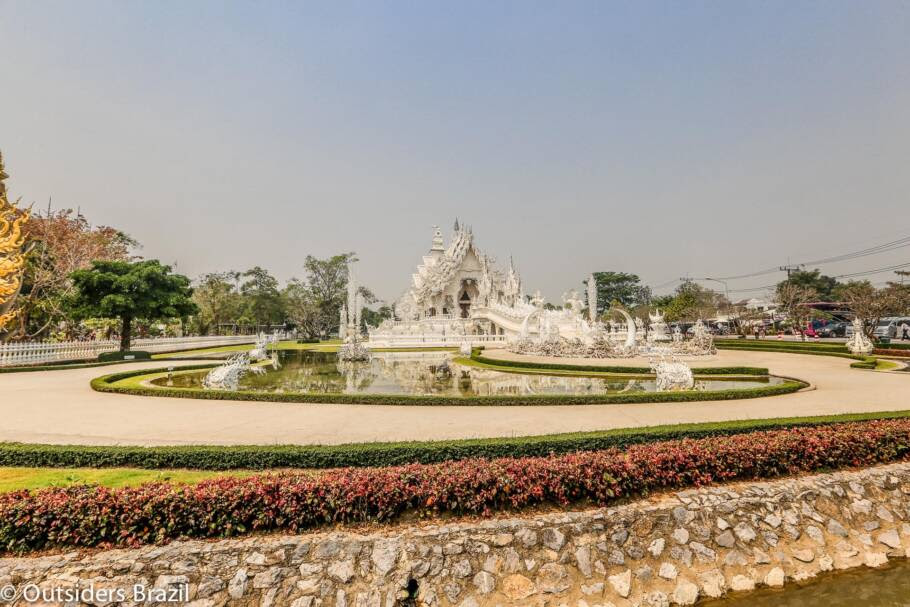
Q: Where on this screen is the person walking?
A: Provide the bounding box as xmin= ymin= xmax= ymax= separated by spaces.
xmin=902 ymin=322 xmax=910 ymax=341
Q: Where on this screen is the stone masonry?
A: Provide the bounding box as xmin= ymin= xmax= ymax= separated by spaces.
xmin=4 ymin=462 xmax=910 ymax=606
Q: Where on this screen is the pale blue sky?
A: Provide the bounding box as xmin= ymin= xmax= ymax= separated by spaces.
xmin=1 ymin=1 xmax=908 ymax=303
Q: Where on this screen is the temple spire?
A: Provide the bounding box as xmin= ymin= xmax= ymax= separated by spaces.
xmin=453 ymin=218 xmax=460 ymax=232
xmin=430 ymin=225 xmax=444 ymax=252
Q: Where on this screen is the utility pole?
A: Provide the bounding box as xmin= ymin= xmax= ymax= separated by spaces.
xmin=779 ymin=264 xmax=803 ymax=279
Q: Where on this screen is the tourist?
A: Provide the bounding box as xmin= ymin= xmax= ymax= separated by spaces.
xmin=902 ymin=322 xmax=910 ymax=341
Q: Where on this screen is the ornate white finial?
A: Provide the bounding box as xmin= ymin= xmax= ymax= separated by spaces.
xmin=430 ymin=225 xmax=444 ymax=251
xmin=454 ymin=218 xmax=460 ymax=232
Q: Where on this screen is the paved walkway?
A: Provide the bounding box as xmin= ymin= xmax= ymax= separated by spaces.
xmin=0 ymin=349 xmax=905 ymax=446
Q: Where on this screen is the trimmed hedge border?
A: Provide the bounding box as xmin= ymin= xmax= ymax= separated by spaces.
xmin=6 ymin=409 xmax=910 ymax=471
xmin=714 ymin=342 xmax=878 ymax=369
xmin=4 ymin=419 xmax=910 ymax=552
xmin=469 ymin=352 xmax=768 ymax=376
xmin=91 ymin=364 xmax=803 ymax=407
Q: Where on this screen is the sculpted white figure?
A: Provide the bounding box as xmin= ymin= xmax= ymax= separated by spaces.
xmin=587 ymin=273 xmax=598 ymax=324
xmin=338 ymin=260 xmax=371 ymax=362
xmin=648 ymin=308 xmax=670 ymax=342
xmin=846 ymin=317 xmax=874 ymax=354
xmin=650 ymin=356 xmax=695 ymax=391
xmin=203 ymin=353 xmax=253 ymax=391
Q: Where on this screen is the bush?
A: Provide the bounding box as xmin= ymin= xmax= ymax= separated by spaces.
xmin=469 ymin=353 xmax=769 ymax=376
xmin=97 ymin=350 xmax=151 ymax=362
xmin=3 ymin=419 xmax=910 ymax=552
xmin=6 ymin=410 xmax=910 ymax=471
xmin=296 ymin=338 xmax=320 ymax=344
xmin=91 ymin=366 xmax=803 ymax=407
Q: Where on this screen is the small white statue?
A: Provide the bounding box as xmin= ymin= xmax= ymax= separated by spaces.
xmin=650 ymin=356 xmax=695 ymax=391
xmin=203 ymin=352 xmax=254 ymax=391
xmin=649 ymin=308 xmax=670 ymax=342
xmin=846 ymin=317 xmax=873 ymax=354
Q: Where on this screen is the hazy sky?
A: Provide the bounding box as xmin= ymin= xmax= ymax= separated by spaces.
xmin=2 ymin=1 xmax=909 ymax=304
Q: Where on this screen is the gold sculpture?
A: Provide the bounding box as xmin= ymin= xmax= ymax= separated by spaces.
xmin=0 ymin=151 xmax=30 ymax=332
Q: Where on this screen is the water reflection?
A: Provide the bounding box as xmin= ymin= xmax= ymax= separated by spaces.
xmin=155 ymin=350 xmax=783 ymax=397
xmin=704 ymin=561 xmax=910 ymax=606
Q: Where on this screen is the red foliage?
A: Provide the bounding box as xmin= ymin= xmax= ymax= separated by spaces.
xmin=2 ymin=420 xmax=910 ymax=552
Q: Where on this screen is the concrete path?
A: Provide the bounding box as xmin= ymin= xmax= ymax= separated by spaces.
xmin=0 ymin=349 xmax=905 ymax=446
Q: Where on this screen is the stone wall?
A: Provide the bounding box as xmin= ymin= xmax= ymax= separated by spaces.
xmin=3 ymin=462 xmax=910 ymax=607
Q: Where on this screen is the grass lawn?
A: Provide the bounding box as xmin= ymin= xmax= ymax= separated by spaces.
xmin=0 ymin=467 xmax=258 ymax=492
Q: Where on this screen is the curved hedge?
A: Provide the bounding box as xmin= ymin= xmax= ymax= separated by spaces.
xmin=91 ymin=365 xmax=804 ymax=407
xmin=3 ymin=419 xmax=910 ymax=553
xmin=469 ymin=352 xmax=769 ymax=375
xmin=6 ymin=409 xmax=910 ymax=471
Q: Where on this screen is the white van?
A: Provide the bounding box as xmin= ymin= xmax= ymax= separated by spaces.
xmin=873 ymin=317 xmax=901 ymax=339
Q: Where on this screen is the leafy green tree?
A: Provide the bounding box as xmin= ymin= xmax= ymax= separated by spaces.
xmin=776 ymin=269 xmax=840 ymax=302
xmin=297 ymin=253 xmax=377 ymax=337
xmin=240 ymin=266 xmax=283 ymax=329
xmin=587 ymin=272 xmax=651 ymax=316
xmin=662 ymin=280 xmax=723 ymax=322
xmin=192 ymin=271 xmax=243 ymax=334
xmin=69 ymin=260 xmax=197 ymax=351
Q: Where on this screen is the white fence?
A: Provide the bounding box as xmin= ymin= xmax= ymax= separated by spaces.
xmin=0 ymin=335 xmax=260 ymax=368
xmin=367 ymin=334 xmax=508 ymax=348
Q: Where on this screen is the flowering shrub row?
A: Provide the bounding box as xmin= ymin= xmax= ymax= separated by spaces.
xmin=2 ymin=419 xmax=910 ymax=553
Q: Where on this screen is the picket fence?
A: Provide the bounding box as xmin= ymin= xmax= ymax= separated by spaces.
xmin=0 ymin=335 xmax=260 ymax=368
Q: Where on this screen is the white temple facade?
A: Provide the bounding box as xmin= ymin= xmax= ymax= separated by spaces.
xmin=368 ymin=222 xmax=531 ymax=347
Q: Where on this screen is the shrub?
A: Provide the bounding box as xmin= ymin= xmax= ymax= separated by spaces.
xmin=4 ymin=410 xmax=910 ymax=471
xmin=3 ymin=419 xmax=910 ymax=552
xmin=469 ymin=352 xmax=768 ymax=376
xmin=97 ymin=350 xmax=151 ymax=362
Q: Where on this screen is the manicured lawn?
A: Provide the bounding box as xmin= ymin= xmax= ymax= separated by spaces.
xmin=0 ymin=467 xmax=257 ymax=492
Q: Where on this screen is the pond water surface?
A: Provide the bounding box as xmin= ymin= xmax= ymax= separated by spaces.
xmin=154 ymin=350 xmax=785 ymax=397
xmin=705 ymin=560 xmax=910 ymax=606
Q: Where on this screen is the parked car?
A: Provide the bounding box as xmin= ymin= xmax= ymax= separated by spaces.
xmin=816 ymin=321 xmax=847 ymax=338
xmin=873 ymin=318 xmax=900 ymax=339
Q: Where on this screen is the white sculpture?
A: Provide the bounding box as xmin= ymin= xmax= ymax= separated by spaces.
xmin=202 ymin=353 xmax=253 ymax=391
xmin=650 ymin=356 xmax=695 ymax=391
xmin=587 ymin=273 xmax=597 ymax=324
xmin=248 ymin=332 xmax=269 ymax=361
xmin=459 ymin=340 xmax=472 ymax=356
xmin=338 ymin=260 xmax=371 ymax=362
xmin=648 ymin=309 xmax=670 ymax=342
xmin=846 ymin=317 xmax=874 ymax=354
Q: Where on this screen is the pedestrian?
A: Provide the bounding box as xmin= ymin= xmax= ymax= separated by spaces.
xmin=902 ymin=322 xmax=910 ymax=341
xmin=753 ymin=325 xmax=760 ymax=340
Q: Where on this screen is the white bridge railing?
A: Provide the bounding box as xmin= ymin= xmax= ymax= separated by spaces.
xmin=367 ymin=334 xmax=508 ymax=348
xmin=0 ymin=334 xmax=260 ymax=368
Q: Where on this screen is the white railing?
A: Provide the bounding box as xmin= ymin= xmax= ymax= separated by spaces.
xmin=367 ymin=334 xmax=508 ymax=348
xmin=0 ymin=334 xmax=264 ymax=368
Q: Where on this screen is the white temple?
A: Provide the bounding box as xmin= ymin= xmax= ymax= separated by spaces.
xmin=368 ymin=222 xmax=530 ymax=346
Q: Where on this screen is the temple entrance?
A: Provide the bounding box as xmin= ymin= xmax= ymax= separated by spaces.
xmin=459 ymin=292 xmax=471 ymax=318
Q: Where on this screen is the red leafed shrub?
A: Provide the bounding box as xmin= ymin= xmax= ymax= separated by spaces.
xmin=2 ymin=420 xmax=910 ymax=553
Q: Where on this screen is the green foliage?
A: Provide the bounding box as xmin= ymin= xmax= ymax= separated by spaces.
xmin=776 ymin=269 xmax=841 ymax=302
xmin=97 ymin=350 xmax=151 ymax=362
xmin=588 ymin=272 xmax=650 ymax=315
xmin=4 ymin=409 xmax=908 ymax=471
xmin=69 ymin=260 xmax=197 ymax=350
xmin=470 ymin=352 xmax=768 ymax=375
xmin=662 ymin=280 xmax=723 ymax=322
xmin=240 ymin=266 xmax=284 ymax=328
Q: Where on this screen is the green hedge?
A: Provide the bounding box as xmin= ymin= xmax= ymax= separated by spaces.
xmin=469 ymin=352 xmax=769 ymax=376
xmin=715 ymin=342 xmax=877 ymax=368
xmin=6 ymin=408 xmax=910 ymax=471
xmin=97 ymin=350 xmax=151 ymax=362
xmin=92 ymin=364 xmax=803 ymax=407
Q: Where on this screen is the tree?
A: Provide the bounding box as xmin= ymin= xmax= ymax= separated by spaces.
xmin=0 ymin=151 xmax=30 ymax=337
xmin=239 ymin=267 xmax=283 ymax=329
xmin=69 ymin=260 xmax=197 ymax=351
xmin=840 ymin=281 xmax=908 ymax=339
xmin=586 ymin=272 xmax=651 ymax=317
xmin=296 ymin=253 xmax=377 ymax=337
xmin=192 ymin=271 xmax=243 ymax=334
xmin=775 ymin=282 xmax=818 ymax=339
xmin=778 ymin=269 xmax=841 ymax=302
xmin=662 ymin=280 xmax=723 ymax=322
xmin=15 ymin=208 xmax=136 ymax=338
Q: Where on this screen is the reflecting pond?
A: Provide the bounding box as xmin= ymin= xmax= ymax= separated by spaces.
xmin=704 ymin=560 xmax=910 ymax=606
xmin=153 ymin=350 xmax=785 ymax=397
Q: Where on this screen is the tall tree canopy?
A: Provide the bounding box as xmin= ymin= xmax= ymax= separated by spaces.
xmin=16 ymin=209 xmax=136 ymax=338
xmin=776 ymin=269 xmax=841 ymax=302
xmin=240 ymin=266 xmax=284 ymax=328
xmin=69 ymin=260 xmax=197 ymax=351
xmin=587 ymin=272 xmax=651 ymax=316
